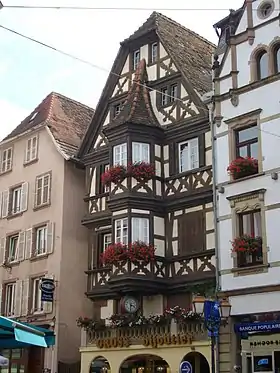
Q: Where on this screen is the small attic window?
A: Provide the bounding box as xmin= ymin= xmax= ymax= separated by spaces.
xmin=257 ymin=1 xmax=274 ymax=19
xmin=29 ymin=112 xmax=38 ymax=122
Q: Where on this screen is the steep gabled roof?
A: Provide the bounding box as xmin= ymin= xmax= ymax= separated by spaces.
xmin=123 ymin=12 xmax=216 ymax=95
xmin=111 ymin=59 xmax=159 ymax=127
xmin=3 ymin=92 xmax=94 ymax=158
xmin=78 ymin=12 xmax=214 ymax=158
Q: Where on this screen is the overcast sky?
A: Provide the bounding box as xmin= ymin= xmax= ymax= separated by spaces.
xmin=0 ymin=0 xmax=243 ymax=139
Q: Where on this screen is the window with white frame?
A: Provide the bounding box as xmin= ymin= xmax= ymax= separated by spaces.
xmin=160 ymin=87 xmax=168 ymax=106
xmin=132 ymin=49 xmax=140 ymax=70
xmin=35 ymin=173 xmax=51 ymax=207
xmin=178 ymin=138 xmax=199 ymax=173
xmin=11 ymin=187 xmax=22 ymax=214
xmin=7 ymin=235 xmax=19 ymax=262
xmin=104 ymin=164 xmax=110 ymax=193
xmin=103 ymin=233 xmax=112 ymax=251
xmin=151 ymin=42 xmax=158 ymax=63
xmin=4 ymin=283 xmax=15 ymax=316
xmin=32 ymin=278 xmax=43 ymax=313
xmin=132 ymin=143 xmax=150 ymax=163
xmin=1 ymin=148 xmax=12 ymax=173
xmin=115 ymin=218 xmax=128 ymax=245
xmin=132 ymin=217 xmax=149 ymax=243
xmin=35 ymin=226 xmax=47 ymax=255
xmin=25 ymin=136 xmax=38 ymax=164
xmin=170 ymin=84 xmax=178 ymax=102
xmin=113 ymin=144 xmax=127 ymax=166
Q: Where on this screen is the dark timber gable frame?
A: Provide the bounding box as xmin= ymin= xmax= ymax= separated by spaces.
xmin=78 ymin=12 xmax=216 ymax=303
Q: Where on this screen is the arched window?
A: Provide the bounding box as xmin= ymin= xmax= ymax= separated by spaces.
xmin=256 ymin=50 xmax=269 ymax=80
xmin=273 ymin=44 xmax=280 ymax=73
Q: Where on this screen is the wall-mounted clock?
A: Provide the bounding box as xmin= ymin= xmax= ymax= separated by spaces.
xmin=121 ymin=296 xmax=139 ymax=314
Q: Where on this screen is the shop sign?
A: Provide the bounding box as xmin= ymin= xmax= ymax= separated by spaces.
xmin=250 ymin=340 xmax=280 ymax=347
xmin=142 ymin=334 xmax=192 ymax=348
xmin=235 ymin=321 xmax=280 ymax=333
xmin=40 ymin=278 xmax=55 ymax=302
xmin=96 ymin=337 xmax=130 ymax=348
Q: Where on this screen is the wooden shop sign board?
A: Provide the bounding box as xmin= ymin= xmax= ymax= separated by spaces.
xmin=96 ymin=334 xmax=192 ymax=349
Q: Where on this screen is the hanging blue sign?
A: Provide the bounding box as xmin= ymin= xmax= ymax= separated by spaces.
xmin=40 ymin=278 xmax=55 ymax=302
xmin=179 ymin=361 xmax=192 ymax=373
xmin=204 ymin=300 xmax=221 ymax=337
xmin=235 ymin=321 xmax=280 ymax=333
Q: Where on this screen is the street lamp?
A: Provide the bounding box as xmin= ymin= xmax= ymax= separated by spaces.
xmin=193 ymin=296 xmax=231 ymax=373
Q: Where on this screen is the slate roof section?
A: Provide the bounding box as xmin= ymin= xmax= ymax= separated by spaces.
xmin=3 ymin=92 xmax=94 ymax=158
xmin=122 ymin=12 xmax=216 ymax=95
xmin=111 ymin=59 xmax=160 ymax=127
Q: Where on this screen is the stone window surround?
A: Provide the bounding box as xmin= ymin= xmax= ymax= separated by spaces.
xmin=225 ymin=108 xmax=263 ymax=182
xmin=227 ymin=188 xmax=267 ymax=276
xmin=257 ymin=0 xmax=275 ymax=20
xmin=249 ymin=37 xmax=280 ymax=82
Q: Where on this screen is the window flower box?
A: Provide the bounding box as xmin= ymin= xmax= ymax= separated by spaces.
xmin=100 ymin=241 xmax=155 ymax=266
xmin=231 ymin=235 xmax=262 ymax=254
xmin=101 ymin=165 xmax=127 ymax=187
xmin=127 ymin=162 xmax=155 ymax=182
xmin=227 ymin=157 xmax=258 ymax=180
xmin=76 ymin=317 xmax=105 ymax=331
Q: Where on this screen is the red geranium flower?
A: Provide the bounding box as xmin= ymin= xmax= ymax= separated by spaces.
xmin=227 ymin=157 xmax=258 ymax=180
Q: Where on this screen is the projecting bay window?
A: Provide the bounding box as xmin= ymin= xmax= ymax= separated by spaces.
xmin=114 ymin=217 xmax=149 ymax=245
xmin=132 ymin=142 xmax=150 ymax=163
xmin=113 ymin=143 xmax=127 ymax=166
xmin=178 ymin=138 xmax=199 ymax=173
xmin=115 ymin=218 xmax=128 ymax=245
xmin=132 ymin=217 xmax=149 ymax=243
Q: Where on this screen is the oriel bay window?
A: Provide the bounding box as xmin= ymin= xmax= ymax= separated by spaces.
xmin=113 ymin=143 xmax=127 ymax=166
xmin=132 ymin=142 xmax=150 ymax=163
xmin=114 ymin=217 xmax=150 ymax=244
xmin=178 ymin=138 xmax=199 ymax=173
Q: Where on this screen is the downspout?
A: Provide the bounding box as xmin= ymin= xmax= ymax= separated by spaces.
xmin=209 ymin=99 xmax=221 ymax=373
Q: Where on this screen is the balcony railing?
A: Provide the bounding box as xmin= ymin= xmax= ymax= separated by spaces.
xmin=164 ymin=166 xmax=212 ymax=198
xmin=82 ymin=320 xmax=207 ymax=347
xmin=87 ymin=249 xmax=215 ymax=298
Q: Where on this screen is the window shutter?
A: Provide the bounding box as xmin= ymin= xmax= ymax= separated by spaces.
xmin=31 ymin=136 xmax=38 ymax=160
xmin=14 ymin=280 xmax=23 ymax=317
xmin=21 ymin=279 xmax=30 ymax=316
xmin=189 ymin=138 xmax=199 ymax=169
xmin=0 ymin=192 xmax=2 ymax=218
xmin=1 ymin=190 xmax=9 ymax=218
xmin=21 ymin=182 xmax=29 ymax=212
xmin=43 ymin=274 xmax=54 ymax=314
xmin=0 ymin=285 xmax=3 ymax=315
xmin=25 ymin=228 xmax=33 ymax=259
xmin=178 ymin=211 xmax=205 ymax=255
xmin=46 ymin=222 xmax=54 ymax=254
xmin=18 ymin=231 xmax=26 ymax=261
xmin=0 ymin=237 xmax=6 ymax=264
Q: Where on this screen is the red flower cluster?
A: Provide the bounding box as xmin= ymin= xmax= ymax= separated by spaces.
xmin=127 ymin=162 xmax=155 ymax=182
xmin=101 ymin=165 xmax=126 ymax=187
xmin=227 ymin=157 xmax=258 ymax=180
xmin=100 ymin=241 xmax=155 ymax=266
xmin=231 ymin=235 xmax=262 ymax=253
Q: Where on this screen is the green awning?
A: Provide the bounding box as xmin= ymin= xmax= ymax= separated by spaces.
xmin=0 ymin=316 xmax=55 ymax=348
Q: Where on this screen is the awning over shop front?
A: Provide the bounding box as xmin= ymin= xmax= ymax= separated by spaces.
xmin=0 ymin=316 xmax=55 ymax=348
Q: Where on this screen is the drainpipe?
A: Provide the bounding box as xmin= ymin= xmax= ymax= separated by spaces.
xmin=209 ymin=100 xmax=221 ymax=373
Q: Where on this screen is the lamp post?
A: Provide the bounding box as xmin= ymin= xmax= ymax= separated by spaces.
xmin=193 ymin=296 xmax=231 ymax=373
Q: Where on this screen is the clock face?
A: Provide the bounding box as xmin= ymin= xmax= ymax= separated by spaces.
xmin=123 ymin=297 xmax=139 ymax=313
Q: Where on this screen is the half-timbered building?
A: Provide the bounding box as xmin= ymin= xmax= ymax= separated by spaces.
xmin=78 ymin=12 xmax=215 ymax=373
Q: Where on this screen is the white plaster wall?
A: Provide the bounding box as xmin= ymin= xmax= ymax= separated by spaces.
xmin=251 ymin=0 xmax=278 ymax=29
xmin=229 ymin=290 xmax=280 ymax=315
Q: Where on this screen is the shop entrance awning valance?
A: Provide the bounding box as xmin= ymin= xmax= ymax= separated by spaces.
xmin=0 ymin=316 xmax=55 ymax=348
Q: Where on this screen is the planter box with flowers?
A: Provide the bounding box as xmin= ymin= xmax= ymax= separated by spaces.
xmin=76 ymin=317 xmax=105 ymax=331
xmin=100 ymin=241 xmax=155 ymax=267
xmin=127 ymin=162 xmax=155 ymax=183
xmin=227 ymin=157 xmax=258 ymax=180
xmin=101 ymin=165 xmax=127 ymax=187
xmin=231 ymin=234 xmax=263 ymax=265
